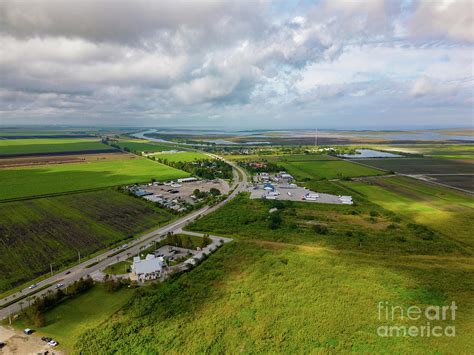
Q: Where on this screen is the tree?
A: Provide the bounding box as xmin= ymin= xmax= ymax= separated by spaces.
xmin=202 ymin=234 xmax=212 ymax=248
xmin=182 ymin=235 xmax=193 ymax=249
xmin=209 ymin=188 xmax=221 ymax=196
xmin=33 ymin=310 xmax=45 ymax=327
xmin=268 ymin=213 xmax=282 ymax=229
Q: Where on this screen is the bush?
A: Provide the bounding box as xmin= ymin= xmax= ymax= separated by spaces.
xmin=313 ymin=224 xmax=328 ymax=235
xmin=268 ymin=213 xmax=282 ymax=229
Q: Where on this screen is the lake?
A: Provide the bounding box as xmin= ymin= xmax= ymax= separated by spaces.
xmin=339 ymin=149 xmax=403 ymax=158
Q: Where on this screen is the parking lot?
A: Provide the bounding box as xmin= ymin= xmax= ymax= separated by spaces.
xmin=141 ymin=179 xmax=230 ymax=204
xmin=247 ymin=184 xmax=351 ymax=204
xmin=153 ymin=245 xmax=197 ymax=262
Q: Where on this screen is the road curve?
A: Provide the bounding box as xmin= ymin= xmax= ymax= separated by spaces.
xmin=0 ymin=156 xmax=247 ymax=320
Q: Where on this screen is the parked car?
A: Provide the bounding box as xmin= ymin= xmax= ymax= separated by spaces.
xmin=41 ymin=337 xmax=52 ymax=342
xmin=0 ymin=342 xmax=6 ymax=349
xmin=28 ymin=284 xmax=37 ymax=289
xmin=48 ymin=340 xmax=58 ymax=347
xmin=23 ymin=328 xmax=33 ymax=335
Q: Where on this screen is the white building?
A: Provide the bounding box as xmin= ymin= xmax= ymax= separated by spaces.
xmin=132 ymin=254 xmax=165 ymax=282
xmin=177 ymin=177 xmax=198 ymax=183
xmin=339 ymin=196 xmax=353 ymax=205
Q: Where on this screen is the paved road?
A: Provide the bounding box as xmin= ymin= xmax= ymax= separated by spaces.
xmin=0 ymin=157 xmax=247 ymax=320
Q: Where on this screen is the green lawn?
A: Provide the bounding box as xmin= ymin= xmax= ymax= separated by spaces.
xmin=104 ymin=261 xmax=131 ymax=275
xmin=0 ymin=157 xmax=188 ymax=200
xmin=343 ymin=176 xmax=474 ymax=251
xmin=0 ymin=138 xmax=114 ymax=156
xmin=280 ymin=160 xmax=384 ymax=180
xmin=0 ymin=190 xmax=175 ymax=292
xmin=17 ymin=285 xmax=133 ymax=351
xmin=152 ymin=151 xmax=210 ymax=162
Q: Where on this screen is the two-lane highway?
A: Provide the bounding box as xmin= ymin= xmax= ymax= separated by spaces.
xmin=0 ymin=157 xmax=247 ymax=320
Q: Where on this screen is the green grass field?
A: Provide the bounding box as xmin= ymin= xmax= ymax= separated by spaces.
xmin=15 ymin=285 xmax=133 ymax=351
xmin=187 ymin=188 xmax=467 ymax=255
xmin=103 ymin=261 xmax=131 ymax=275
xmin=73 ymin=241 xmax=473 ymax=353
xmin=0 ymin=138 xmax=114 ymax=156
xmin=13 ymin=177 xmax=473 ymax=353
xmin=152 ymin=151 xmax=210 ymax=162
xmin=343 ymin=176 xmax=474 ymax=251
xmin=273 ymin=154 xmax=339 ymax=161
xmin=0 ymin=157 xmax=188 ymax=200
xmin=0 ymin=190 xmax=175 ymax=292
xmin=112 ymin=140 xmax=180 ymax=153
xmin=280 ymin=160 xmax=384 ymax=180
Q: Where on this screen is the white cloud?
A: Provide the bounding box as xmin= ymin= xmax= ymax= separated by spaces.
xmin=0 ymin=0 xmax=472 ymax=128
xmin=409 ymin=0 xmax=474 ymax=43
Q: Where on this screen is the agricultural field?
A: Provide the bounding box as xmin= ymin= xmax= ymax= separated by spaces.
xmin=378 ymin=144 xmax=474 ymax=160
xmin=0 ymin=157 xmax=188 ymax=200
xmin=273 ymin=154 xmax=339 ymax=161
xmin=358 ymin=158 xmax=473 ymax=175
xmin=0 ymin=151 xmax=133 ymax=168
xmin=14 ymin=284 xmax=133 ymax=351
xmin=343 ymin=176 xmax=474 ymax=251
xmin=0 ymin=138 xmax=115 ymax=156
xmin=0 ymin=127 xmax=129 ymax=138
xmin=357 ymin=158 xmax=474 ymax=191
xmin=111 ymin=140 xmax=180 ymax=153
xmin=74 ymin=241 xmax=473 ymax=353
xmin=0 ymin=189 xmax=175 ymax=292
xmin=104 ymin=261 xmax=132 ymax=275
xmin=280 ymin=159 xmax=384 ymax=181
xmin=151 ymin=151 xmax=210 ymax=162
xmin=431 ymin=174 xmax=474 ymax=192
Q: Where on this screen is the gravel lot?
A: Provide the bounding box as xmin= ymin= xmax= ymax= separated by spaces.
xmin=247 ymin=184 xmax=349 ymax=204
xmin=142 ymin=179 xmax=230 ymax=204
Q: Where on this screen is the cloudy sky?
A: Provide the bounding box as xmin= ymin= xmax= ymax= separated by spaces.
xmin=0 ymin=0 xmax=473 ymax=129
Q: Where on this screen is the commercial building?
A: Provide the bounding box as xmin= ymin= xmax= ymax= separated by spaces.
xmin=132 ymin=254 xmax=165 ymax=282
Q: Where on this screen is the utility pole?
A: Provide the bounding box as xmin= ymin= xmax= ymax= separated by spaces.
xmin=8 ymin=309 xmax=11 ymax=325
xmin=78 ymin=251 xmax=81 ymax=263
xmin=315 ymin=128 xmax=318 ymax=147
xmin=50 ymin=263 xmax=53 ymax=276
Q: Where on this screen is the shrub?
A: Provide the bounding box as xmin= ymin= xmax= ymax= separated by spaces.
xmin=313 ymin=224 xmax=328 ymax=235
xmin=268 ymin=213 xmax=282 ymax=229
